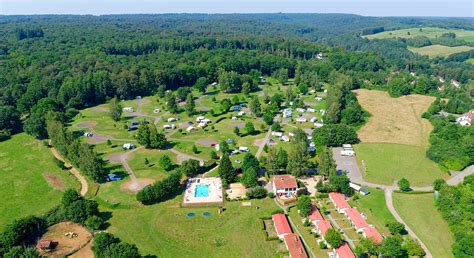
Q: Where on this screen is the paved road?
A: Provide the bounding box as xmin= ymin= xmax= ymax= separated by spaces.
xmin=120 ymin=147 xmax=142 ymax=181
xmin=255 ymin=129 xmax=271 ymax=158
xmin=49 ymin=144 xmax=89 ymax=196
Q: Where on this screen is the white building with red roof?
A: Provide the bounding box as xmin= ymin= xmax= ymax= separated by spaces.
xmin=315 ymin=220 xmax=333 ymax=246
xmin=272 ymin=213 xmax=292 ymax=239
xmin=345 ymin=208 xmax=369 ymax=232
xmin=283 ymin=233 xmax=308 ymax=258
xmin=332 ymin=243 xmax=355 ymax=258
xmin=329 ymin=192 xmax=351 ymax=213
xmin=362 ymin=227 xmax=383 ymax=244
xmin=456 ymin=111 xmax=473 ymax=127
xmin=272 ymin=175 xmax=298 ymax=198
xmin=308 ymin=206 xmax=324 ymax=223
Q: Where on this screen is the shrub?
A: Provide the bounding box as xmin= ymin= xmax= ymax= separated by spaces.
xmin=246 ymin=186 xmax=268 ymax=199
xmin=319 ymin=241 xmax=327 ymax=249
xmin=397 ymin=178 xmax=411 ymax=191
xmin=268 ymin=192 xmax=275 ymax=199
xmin=85 ymin=215 xmax=104 ymax=230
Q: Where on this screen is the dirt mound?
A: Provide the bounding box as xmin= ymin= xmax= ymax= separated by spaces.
xmin=120 ymin=178 xmax=155 ymax=192
xmin=86 ymin=134 xmax=112 ymax=144
xmin=43 ymin=173 xmax=65 ymax=190
xmin=196 ymin=138 xmax=218 ymax=146
xmin=75 ymin=121 xmax=97 ymax=128
xmin=37 ymin=222 xmax=92 ymax=257
xmin=106 ymin=152 xmax=123 ymax=163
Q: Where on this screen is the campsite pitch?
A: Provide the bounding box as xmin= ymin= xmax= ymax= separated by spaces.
xmin=37 ymin=222 xmax=92 ymax=257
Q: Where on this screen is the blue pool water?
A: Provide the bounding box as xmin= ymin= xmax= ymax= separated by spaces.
xmin=195 ymin=184 xmax=209 ymax=197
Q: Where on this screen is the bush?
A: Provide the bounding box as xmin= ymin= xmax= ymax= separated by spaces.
xmin=271 ymin=208 xmax=285 ymax=215
xmin=85 ymin=215 xmax=104 ymax=230
xmin=268 ymin=192 xmax=275 ymax=199
xmin=246 ymin=186 xmax=268 ymax=199
xmin=397 ymin=178 xmax=411 ymax=191
xmin=303 ymin=219 xmax=311 ymax=227
xmin=319 ymin=241 xmax=327 ymax=249
xmin=53 ymin=157 xmax=65 ymax=170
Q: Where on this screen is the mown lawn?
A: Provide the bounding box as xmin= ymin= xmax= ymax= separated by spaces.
xmin=364 ymin=27 xmax=474 ymax=42
xmin=348 ymin=188 xmax=396 ymax=235
xmin=0 ymin=133 xmax=80 ymax=229
xmin=393 ymin=193 xmax=454 ymax=258
xmin=408 ymin=45 xmax=474 ymax=58
xmin=354 ymin=143 xmax=448 ymax=186
xmin=97 ymin=187 xmax=283 ymax=257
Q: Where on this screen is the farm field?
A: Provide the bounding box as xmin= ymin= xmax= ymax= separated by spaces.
xmin=393 ymin=193 xmax=454 ymax=258
xmin=348 ymin=187 xmax=396 ymax=235
xmin=355 ymin=89 xmax=434 ymax=147
xmin=0 ymin=133 xmax=80 ymax=229
xmin=99 ymin=193 xmax=283 ymax=257
xmin=408 ymin=44 xmax=474 ymax=58
xmin=364 ymin=27 xmax=474 ymax=42
xmin=354 ymin=143 xmax=448 ymax=186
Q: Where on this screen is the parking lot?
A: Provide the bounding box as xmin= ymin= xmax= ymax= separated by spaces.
xmin=332 ymin=147 xmax=364 ymax=184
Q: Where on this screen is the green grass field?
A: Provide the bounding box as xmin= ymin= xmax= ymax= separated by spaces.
xmin=348 ymin=188 xmax=396 ymax=235
xmin=97 ymin=188 xmax=283 ymax=257
xmin=408 ymin=44 xmax=474 ymax=58
xmin=365 ymin=27 xmax=474 ymax=42
xmin=465 ymin=58 xmax=474 ymax=64
xmin=354 ymin=143 xmax=448 ymax=186
xmin=393 ymin=193 xmax=454 ymax=258
xmin=0 ymin=133 xmax=80 ymax=229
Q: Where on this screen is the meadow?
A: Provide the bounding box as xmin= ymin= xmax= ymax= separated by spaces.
xmin=408 ymin=45 xmax=474 ymax=58
xmin=355 ymin=89 xmax=434 ymax=147
xmin=465 ymin=57 xmax=474 ymax=64
xmin=393 ymin=193 xmax=454 ymax=258
xmin=364 ymin=27 xmax=474 ymax=42
xmin=354 ymin=143 xmax=448 ymax=186
xmin=0 ymin=133 xmax=79 ymax=229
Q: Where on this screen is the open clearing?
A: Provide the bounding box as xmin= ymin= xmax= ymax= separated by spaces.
xmin=355 ymin=89 xmax=434 ymax=147
xmin=465 ymin=58 xmax=474 ymax=64
xmin=408 ymin=44 xmax=474 ymax=58
xmin=393 ymin=193 xmax=454 ymax=258
xmin=38 ymin=222 xmax=92 ymax=257
xmin=354 ymin=143 xmax=448 ymax=186
xmin=0 ymin=133 xmax=79 ymax=229
xmin=364 ymin=27 xmax=474 ymax=42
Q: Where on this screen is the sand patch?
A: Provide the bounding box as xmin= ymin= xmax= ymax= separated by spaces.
xmin=86 ymin=134 xmax=112 ymax=144
xmin=75 ymin=121 xmax=97 ymax=128
xmin=37 ymin=222 xmax=92 ymax=257
xmin=106 ymin=152 xmax=124 ymax=163
xmin=230 ymin=122 xmax=245 ymax=129
xmin=69 ymin=240 xmax=93 ymax=258
xmin=197 ymin=106 xmax=210 ymax=111
xmin=43 ymin=172 xmax=65 ymax=190
xmin=196 ymin=138 xmax=218 ymax=146
xmin=120 ymin=178 xmax=155 ymax=192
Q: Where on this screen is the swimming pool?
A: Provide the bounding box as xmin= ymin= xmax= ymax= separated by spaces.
xmin=195 ymin=184 xmax=209 ymax=197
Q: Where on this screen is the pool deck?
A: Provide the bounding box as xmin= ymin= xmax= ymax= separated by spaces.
xmin=182 ymin=177 xmax=224 ymax=206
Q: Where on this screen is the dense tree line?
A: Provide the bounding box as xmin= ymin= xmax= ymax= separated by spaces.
xmin=46 ymin=118 xmax=107 ymax=182
xmin=426 ymin=117 xmax=473 ymax=171
xmin=136 ymin=122 xmax=168 ymax=149
xmin=436 ymin=176 xmax=474 ymax=257
xmin=92 ymin=232 xmax=141 ymax=258
xmin=136 ymin=171 xmax=182 ymax=204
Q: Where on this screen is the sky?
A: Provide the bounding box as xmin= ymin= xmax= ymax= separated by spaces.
xmin=0 ymin=0 xmax=473 ymax=17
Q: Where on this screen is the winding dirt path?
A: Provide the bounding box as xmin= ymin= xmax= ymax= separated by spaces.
xmin=49 ymin=143 xmax=88 ymax=196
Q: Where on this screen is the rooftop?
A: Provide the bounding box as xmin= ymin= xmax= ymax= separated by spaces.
xmin=272 ymin=213 xmax=292 ymax=236
xmin=363 ymin=227 xmax=383 ymax=244
xmin=308 ymin=206 xmax=324 ymax=222
xmin=272 ymin=175 xmax=298 ymax=189
xmin=315 ymin=219 xmax=332 ymax=236
xmin=346 ymin=208 xmax=369 ymax=230
xmin=335 ymin=243 xmax=355 ymax=258
xmin=329 ymin=192 xmax=351 ymax=210
xmin=283 ymin=233 xmax=308 ymax=258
